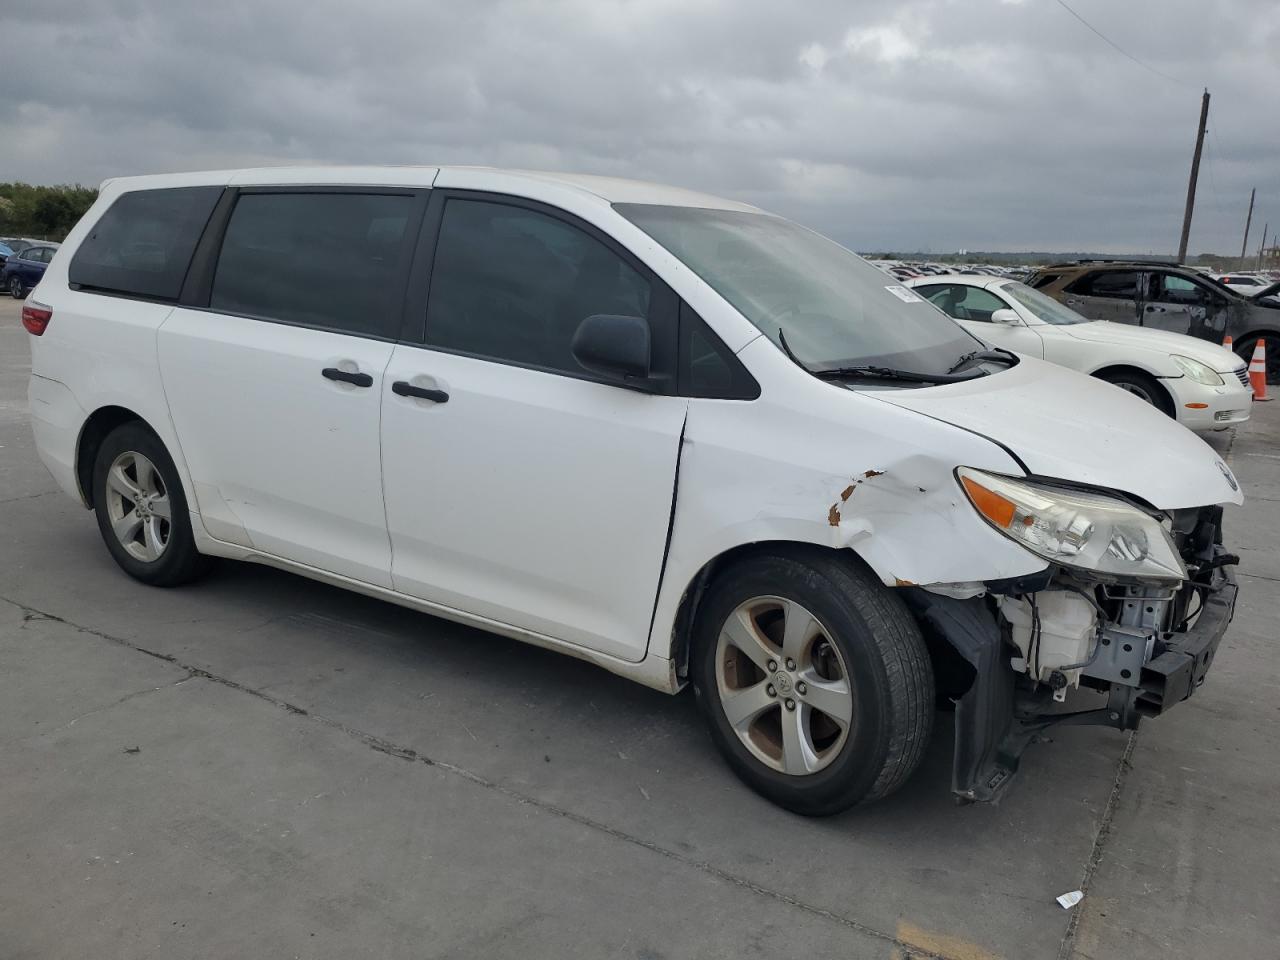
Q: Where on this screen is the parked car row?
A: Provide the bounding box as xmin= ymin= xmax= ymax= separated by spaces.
xmin=20 ymin=167 xmax=1243 ymax=816
xmin=1025 ymin=259 xmax=1280 ymax=383
xmin=908 ymin=274 xmax=1252 ymax=430
xmin=864 ymin=259 xmax=1030 ymax=283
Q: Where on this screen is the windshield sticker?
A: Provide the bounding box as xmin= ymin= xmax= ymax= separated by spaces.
xmin=885 ymin=284 xmax=924 ymax=303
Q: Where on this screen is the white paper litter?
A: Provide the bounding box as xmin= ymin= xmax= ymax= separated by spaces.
xmin=1056 ymin=890 xmax=1084 ymax=910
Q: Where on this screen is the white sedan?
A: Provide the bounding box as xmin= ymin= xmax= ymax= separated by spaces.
xmin=907 ymin=275 xmax=1252 ymax=431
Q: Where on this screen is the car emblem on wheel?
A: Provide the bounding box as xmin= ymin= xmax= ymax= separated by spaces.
xmin=1216 ymin=460 xmax=1238 ymax=491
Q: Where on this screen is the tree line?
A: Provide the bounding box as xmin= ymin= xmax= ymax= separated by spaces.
xmin=0 ymin=183 xmax=99 ymax=242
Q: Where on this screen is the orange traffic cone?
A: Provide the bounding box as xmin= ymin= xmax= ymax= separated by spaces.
xmin=1249 ymin=339 xmax=1271 ymax=401
xmin=1223 ymin=333 xmax=1233 ymax=349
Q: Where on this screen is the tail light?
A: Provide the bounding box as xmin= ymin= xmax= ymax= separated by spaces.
xmin=22 ymin=301 xmax=52 ymax=336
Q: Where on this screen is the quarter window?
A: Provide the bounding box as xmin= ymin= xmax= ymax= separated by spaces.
xmin=211 ymin=192 xmax=413 ymax=337
xmin=68 ymin=186 xmax=223 ymax=300
xmin=424 ymin=199 xmax=651 ymax=375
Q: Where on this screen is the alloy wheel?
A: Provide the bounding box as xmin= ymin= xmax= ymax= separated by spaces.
xmin=714 ymin=596 xmax=854 ymax=776
xmin=103 ymin=450 xmax=172 ymax=562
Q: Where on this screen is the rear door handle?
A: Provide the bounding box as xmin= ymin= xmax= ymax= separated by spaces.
xmin=392 ymin=380 xmax=449 ymax=403
xmin=322 ymin=367 xmax=373 ymax=387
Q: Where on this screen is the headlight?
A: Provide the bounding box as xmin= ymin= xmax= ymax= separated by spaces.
xmin=958 ymin=467 xmax=1186 ymax=581
xmin=1170 ymin=354 xmax=1224 ymax=386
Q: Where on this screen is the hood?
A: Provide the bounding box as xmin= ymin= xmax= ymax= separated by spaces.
xmin=1062 ymin=321 xmax=1242 ymax=371
xmin=872 ymin=356 xmax=1242 ymax=510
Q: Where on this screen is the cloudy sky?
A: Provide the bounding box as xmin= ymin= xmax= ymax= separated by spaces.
xmin=3 ymin=0 xmax=1277 ymax=254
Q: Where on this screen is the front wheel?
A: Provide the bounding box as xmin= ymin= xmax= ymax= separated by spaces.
xmin=1097 ymin=370 xmax=1173 ymax=416
xmin=8 ymin=276 xmax=24 ymax=299
xmin=91 ymin=422 xmax=211 ymax=586
xmin=692 ymin=550 xmax=934 ymax=815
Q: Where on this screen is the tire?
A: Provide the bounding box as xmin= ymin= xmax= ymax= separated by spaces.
xmin=691 ymin=549 xmax=934 ymax=816
xmin=9 ymin=276 xmax=24 ymax=299
xmin=91 ymin=422 xmax=211 ymax=586
xmin=1236 ymin=334 xmax=1280 ymax=386
xmin=1097 ymin=369 xmax=1173 ymax=416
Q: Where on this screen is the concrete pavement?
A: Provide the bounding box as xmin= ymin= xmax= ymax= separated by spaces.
xmin=1 ymin=297 xmax=1276 ymax=959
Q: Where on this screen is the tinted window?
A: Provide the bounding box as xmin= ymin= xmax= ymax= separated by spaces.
xmin=211 ymin=192 xmax=412 ymax=337
xmin=917 ymin=283 xmax=1007 ymax=321
xmin=680 ymin=304 xmax=759 ymax=399
xmin=69 ymin=187 xmax=222 ymax=300
xmin=1067 ymin=270 xmax=1140 ymax=300
xmin=425 ymin=199 xmax=651 ymax=374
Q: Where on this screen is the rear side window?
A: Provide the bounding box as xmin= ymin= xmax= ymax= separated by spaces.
xmin=424 ymin=198 xmax=651 ymax=375
xmin=1029 ymin=272 xmax=1062 ymax=289
xmin=69 ymin=187 xmax=222 ymax=300
xmin=1065 ymin=270 xmax=1139 ymax=300
xmin=211 ymin=192 xmax=413 ymax=338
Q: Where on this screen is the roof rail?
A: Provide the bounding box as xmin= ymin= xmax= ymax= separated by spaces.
xmin=1065 ymin=257 xmax=1182 ymax=266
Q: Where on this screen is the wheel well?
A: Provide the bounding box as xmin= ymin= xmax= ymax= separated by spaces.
xmin=667 ymin=541 xmax=879 ymax=681
xmin=1091 ymin=364 xmax=1175 ymax=415
xmin=1234 ymin=330 xmax=1279 ymax=354
xmin=76 ymin=406 xmax=152 ymax=508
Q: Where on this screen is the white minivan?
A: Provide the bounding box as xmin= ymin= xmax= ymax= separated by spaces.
xmin=25 ymin=167 xmax=1241 ymax=814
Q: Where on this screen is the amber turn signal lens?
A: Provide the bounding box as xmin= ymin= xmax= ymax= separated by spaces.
xmin=960 ymin=474 xmax=1017 ymax=528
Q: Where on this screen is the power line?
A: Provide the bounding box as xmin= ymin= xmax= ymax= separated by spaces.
xmin=1053 ymin=0 xmax=1192 ymax=87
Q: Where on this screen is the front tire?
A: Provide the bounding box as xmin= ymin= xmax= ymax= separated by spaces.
xmin=1097 ymin=369 xmax=1173 ymax=416
xmin=9 ymin=276 xmax=24 ymax=299
xmin=91 ymin=422 xmax=210 ymax=586
xmin=692 ymin=550 xmax=934 ymax=816
xmin=1237 ymin=334 xmax=1280 ymax=385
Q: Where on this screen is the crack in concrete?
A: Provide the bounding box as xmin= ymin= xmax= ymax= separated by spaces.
xmin=1055 ymin=731 xmax=1138 ymax=960
xmin=0 ymin=489 xmax=59 ymax=506
xmin=1 ymin=591 xmax=963 ymax=960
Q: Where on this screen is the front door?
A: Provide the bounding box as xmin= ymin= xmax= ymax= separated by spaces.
xmin=381 ymin=194 xmax=688 ymax=662
xmin=1141 ymin=271 xmax=1230 ymax=341
xmin=159 ymin=188 xmax=423 ymax=587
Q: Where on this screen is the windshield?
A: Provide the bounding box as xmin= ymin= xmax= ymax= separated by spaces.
xmin=615 ymin=204 xmax=980 ymax=375
xmin=1001 ymin=281 xmax=1090 ymax=325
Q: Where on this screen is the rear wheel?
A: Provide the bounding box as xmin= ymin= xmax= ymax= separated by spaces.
xmin=692 ymin=550 xmax=934 ymax=816
xmin=1236 ymin=334 xmax=1280 ymax=385
xmin=1097 ymin=369 xmax=1174 ymax=416
xmin=91 ymin=422 xmax=210 ymax=586
xmin=8 ymin=276 xmax=24 ymax=299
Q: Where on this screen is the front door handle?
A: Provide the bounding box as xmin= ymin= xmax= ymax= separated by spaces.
xmin=392 ymin=380 xmax=449 ymax=403
xmin=322 ymin=367 xmax=373 ymax=387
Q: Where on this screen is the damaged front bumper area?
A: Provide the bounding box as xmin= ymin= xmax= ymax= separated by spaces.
xmin=906 ymin=505 xmax=1238 ymax=803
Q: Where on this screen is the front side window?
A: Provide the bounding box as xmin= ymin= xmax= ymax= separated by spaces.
xmin=1153 ymin=272 xmax=1216 ymax=306
xmin=69 ymin=187 xmax=223 ymax=300
xmin=615 ymin=204 xmax=978 ymax=375
xmin=425 ymin=199 xmax=651 ymax=375
xmin=916 ymin=283 xmax=1008 ymax=322
xmin=1067 ymin=270 xmax=1140 ymax=300
xmin=211 ymin=192 xmax=412 ymax=337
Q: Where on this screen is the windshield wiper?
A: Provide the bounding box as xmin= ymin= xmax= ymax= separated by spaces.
xmin=777 ymin=330 xmax=987 ymax=385
xmin=947 ymin=347 xmax=1018 ymax=374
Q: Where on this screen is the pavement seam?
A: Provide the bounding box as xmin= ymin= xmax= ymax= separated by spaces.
xmin=2 ymin=593 xmax=959 ymax=960
xmin=1055 ymin=731 xmax=1138 ymax=960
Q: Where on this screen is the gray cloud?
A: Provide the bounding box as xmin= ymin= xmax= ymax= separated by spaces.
xmin=3 ymin=0 xmax=1277 ymax=254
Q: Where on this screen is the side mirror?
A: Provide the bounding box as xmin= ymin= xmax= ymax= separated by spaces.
xmin=571 ymin=314 xmax=652 ymax=382
xmin=990 ymin=308 xmax=1021 ymax=325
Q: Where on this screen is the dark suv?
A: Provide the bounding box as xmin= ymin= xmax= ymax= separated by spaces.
xmin=1027 ymin=260 xmax=1280 ymax=382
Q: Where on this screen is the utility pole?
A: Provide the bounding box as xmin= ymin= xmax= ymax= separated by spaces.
xmin=1240 ymin=187 xmax=1255 ymax=265
xmin=1260 ymin=223 xmax=1269 ymax=270
xmin=1177 ymin=88 xmax=1210 ymax=264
